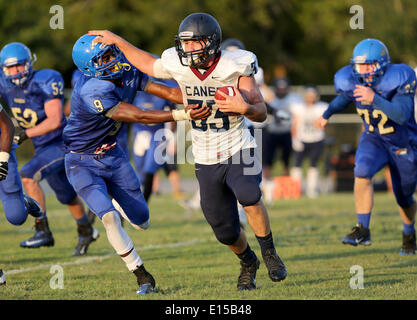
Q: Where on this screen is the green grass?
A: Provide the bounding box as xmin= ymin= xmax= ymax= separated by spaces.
xmin=1 ymin=191 xmax=416 ymax=300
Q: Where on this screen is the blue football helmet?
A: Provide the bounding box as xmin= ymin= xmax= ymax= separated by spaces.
xmin=72 ymin=34 xmax=129 ymax=80
xmin=350 ymin=38 xmax=390 ymax=86
xmin=0 ymin=42 xmax=36 ymax=86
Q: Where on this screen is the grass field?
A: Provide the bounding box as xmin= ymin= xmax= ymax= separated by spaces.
xmin=1 ymin=190 xmax=416 ymax=300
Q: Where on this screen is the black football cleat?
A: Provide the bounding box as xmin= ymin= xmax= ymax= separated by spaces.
xmin=0 ymin=269 xmax=5 ymax=285
xmin=20 ymin=218 xmax=54 ymax=248
xmin=237 ymin=258 xmax=260 ymax=291
xmin=24 ymin=195 xmax=42 ymax=218
xmin=342 ymin=223 xmax=371 ymax=246
xmin=72 ymin=222 xmax=100 ymax=256
xmin=133 ymin=264 xmax=155 ymax=295
xmin=262 ymin=248 xmax=287 ymax=282
xmin=400 ymin=232 xmax=416 ymax=256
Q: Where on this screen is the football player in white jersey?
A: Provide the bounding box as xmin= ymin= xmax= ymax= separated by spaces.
xmin=90 ymin=12 xmax=287 ymax=290
xmin=291 ymin=85 xmax=328 ymax=198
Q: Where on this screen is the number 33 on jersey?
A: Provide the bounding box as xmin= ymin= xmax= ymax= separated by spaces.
xmin=157 ymin=47 xmax=258 ymax=164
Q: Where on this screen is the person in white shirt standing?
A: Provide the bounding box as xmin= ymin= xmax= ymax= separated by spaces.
xmin=291 ymin=85 xmax=328 ymax=198
xmin=90 ymin=12 xmax=287 ymax=291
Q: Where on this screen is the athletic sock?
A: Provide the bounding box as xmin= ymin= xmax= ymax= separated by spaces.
xmin=403 ymin=222 xmax=416 ymax=236
xmin=256 ymin=232 xmax=275 ymax=255
xmin=236 ymin=244 xmax=257 ymax=265
xmin=121 ymin=248 xmax=143 ymax=271
xmin=357 ymin=213 xmax=371 ymax=229
xmin=39 ymin=210 xmax=47 ymax=219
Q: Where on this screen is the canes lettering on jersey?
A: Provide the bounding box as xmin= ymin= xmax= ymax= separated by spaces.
xmin=159 ymin=47 xmax=257 ymax=164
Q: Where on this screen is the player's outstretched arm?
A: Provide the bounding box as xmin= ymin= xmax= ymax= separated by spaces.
xmin=88 ymin=30 xmax=157 ymax=77
xmin=107 ymin=102 xmax=210 ymax=124
xmin=0 ymin=108 xmax=14 ymax=154
xmin=146 ymin=81 xmax=183 ymax=105
xmin=321 ymin=93 xmax=352 ymax=125
xmin=215 ymin=76 xmax=267 ymax=122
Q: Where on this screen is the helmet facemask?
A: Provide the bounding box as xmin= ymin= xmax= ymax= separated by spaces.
xmin=91 ymin=44 xmax=129 ymax=80
xmin=352 ymin=60 xmax=385 ymax=86
xmin=2 ymin=54 xmax=36 ymax=86
xmin=175 ymin=32 xmax=219 ymax=69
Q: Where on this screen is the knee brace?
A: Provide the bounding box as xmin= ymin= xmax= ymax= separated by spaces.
xmin=212 ymin=223 xmax=240 ymax=246
xmin=237 ymin=187 xmax=262 ymax=207
xmin=111 ymin=198 xmax=150 ymax=230
xmin=4 ymin=196 xmax=27 ymax=226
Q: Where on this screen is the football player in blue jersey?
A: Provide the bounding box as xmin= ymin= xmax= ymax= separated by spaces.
xmin=66 ymin=34 xmax=209 ymax=294
xmin=131 ymin=78 xmax=178 ymax=202
xmin=0 ymin=102 xmax=43 ymax=285
xmin=0 ymin=42 xmax=99 ymax=256
xmin=320 ymin=39 xmax=417 ymax=255
xmin=65 ymin=68 xmax=130 ymax=226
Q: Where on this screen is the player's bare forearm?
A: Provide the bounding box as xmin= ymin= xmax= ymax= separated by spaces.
xmin=146 ymin=82 xmax=183 ymax=104
xmin=111 ymin=102 xmax=211 ymax=124
xmin=243 ymin=101 xmax=267 ymax=122
xmin=0 ymin=110 xmax=14 ymax=153
xmin=239 ymin=75 xmax=267 ymax=122
xmin=26 ymin=117 xmax=61 ymax=138
xmin=111 ymin=102 xmax=174 ymax=123
xmin=26 ymin=99 xmax=63 ymax=138
xmin=118 ymin=43 xmax=156 ymax=77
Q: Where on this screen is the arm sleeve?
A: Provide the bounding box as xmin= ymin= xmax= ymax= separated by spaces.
xmin=372 ymin=93 xmax=413 ymax=125
xmin=322 ymin=93 xmax=353 ymax=119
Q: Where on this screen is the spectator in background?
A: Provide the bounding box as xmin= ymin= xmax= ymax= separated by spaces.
xmin=262 ymin=77 xmax=302 ymax=204
xmin=290 ymin=85 xmax=328 ymax=198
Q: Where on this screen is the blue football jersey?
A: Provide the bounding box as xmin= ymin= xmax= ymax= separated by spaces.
xmin=63 ymin=65 xmax=148 ymax=153
xmin=334 ymin=64 xmax=417 ymax=148
xmin=71 ymin=69 xmax=83 ymax=88
xmin=132 ymin=79 xmax=177 ymax=133
xmin=0 ymin=69 xmax=66 ymax=150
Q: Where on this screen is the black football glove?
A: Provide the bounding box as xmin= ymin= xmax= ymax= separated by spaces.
xmin=0 ymin=161 xmax=8 ymax=181
xmin=13 ymin=130 xmax=28 ymax=145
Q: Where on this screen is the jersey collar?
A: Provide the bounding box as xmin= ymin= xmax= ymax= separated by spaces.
xmin=189 ymin=52 xmax=221 ymax=81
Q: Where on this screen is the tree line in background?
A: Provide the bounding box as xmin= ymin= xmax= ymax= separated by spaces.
xmin=0 ymin=0 xmax=415 ymax=86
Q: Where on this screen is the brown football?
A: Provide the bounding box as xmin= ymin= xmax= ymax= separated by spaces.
xmin=214 ymin=86 xmax=235 ymax=100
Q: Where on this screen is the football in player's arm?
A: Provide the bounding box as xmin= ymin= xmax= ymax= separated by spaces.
xmin=89 ymin=12 xmax=287 ymax=291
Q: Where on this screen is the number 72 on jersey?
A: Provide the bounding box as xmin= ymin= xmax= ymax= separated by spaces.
xmin=356 ymin=108 xmax=395 ymax=135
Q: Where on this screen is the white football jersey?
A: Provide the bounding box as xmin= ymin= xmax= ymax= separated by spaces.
xmin=291 ymin=101 xmax=328 ymax=143
xmin=157 ymin=47 xmax=258 ymax=164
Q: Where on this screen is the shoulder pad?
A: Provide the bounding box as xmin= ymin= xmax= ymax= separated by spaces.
xmin=381 ymin=64 xmax=416 ymax=87
xmin=33 ymin=69 xmax=63 ymax=84
xmin=334 ymin=65 xmax=355 ymax=94
xmin=220 ymin=49 xmax=258 ymax=77
xmin=80 ymin=78 xmax=116 ymax=98
xmin=160 ymin=47 xmax=182 ymax=76
xmin=71 ymin=69 xmax=84 ymax=88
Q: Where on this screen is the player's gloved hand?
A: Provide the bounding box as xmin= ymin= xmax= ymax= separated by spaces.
xmin=0 ymin=152 xmax=10 ymax=181
xmin=13 ymin=130 xmax=28 ymax=145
